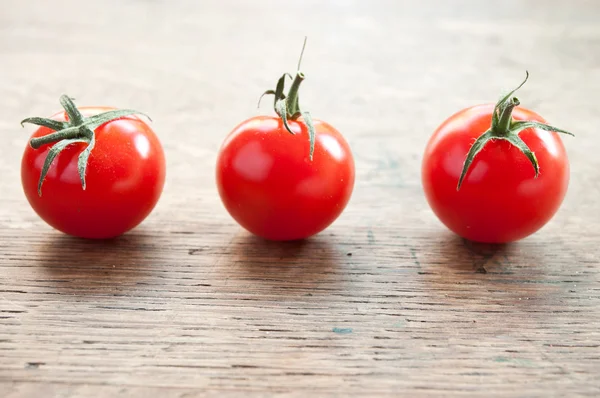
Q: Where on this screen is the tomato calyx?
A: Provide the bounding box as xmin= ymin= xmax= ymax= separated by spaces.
xmin=21 ymin=95 xmax=150 ymax=196
xmin=257 ymin=37 xmax=317 ymax=160
xmin=457 ymin=71 xmax=574 ymax=190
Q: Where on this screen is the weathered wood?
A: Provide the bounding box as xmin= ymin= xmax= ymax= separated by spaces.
xmin=1 ymin=0 xmax=599 ymax=396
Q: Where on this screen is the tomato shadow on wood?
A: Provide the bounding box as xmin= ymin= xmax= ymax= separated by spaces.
xmin=221 ymin=232 xmax=347 ymax=294
xmin=419 ymin=231 xmax=549 ymax=274
xmin=440 ymin=234 xmax=514 ymax=274
xmin=418 ymin=231 xmax=555 ymax=303
xmin=32 ymin=231 xmax=157 ymax=295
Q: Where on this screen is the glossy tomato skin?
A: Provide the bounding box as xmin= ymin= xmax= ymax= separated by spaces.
xmin=216 ymin=116 xmax=355 ymax=241
xmin=422 ymin=104 xmax=569 ymax=243
xmin=21 ymin=107 xmax=166 ymax=239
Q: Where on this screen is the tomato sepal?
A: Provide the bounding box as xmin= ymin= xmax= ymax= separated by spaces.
xmin=300 ymin=110 xmax=315 ymax=159
xmin=37 ymin=137 xmax=88 ymax=196
xmin=76 ymin=126 xmax=96 ymax=190
xmin=509 ymin=120 xmax=574 ymax=137
xmin=457 ymin=129 xmax=494 ymax=190
xmin=20 ymin=117 xmax=68 ymax=131
xmin=275 ymin=98 xmax=293 ymax=135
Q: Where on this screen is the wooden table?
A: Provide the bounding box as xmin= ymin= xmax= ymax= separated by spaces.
xmin=1 ymin=1 xmax=599 ymax=396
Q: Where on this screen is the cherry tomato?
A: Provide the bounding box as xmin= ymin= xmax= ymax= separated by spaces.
xmin=216 ymin=115 xmax=355 ymax=241
xmin=217 ymin=39 xmax=354 ymax=241
xmin=21 ymin=96 xmax=166 ymax=239
xmin=422 ymin=73 xmax=572 ymax=243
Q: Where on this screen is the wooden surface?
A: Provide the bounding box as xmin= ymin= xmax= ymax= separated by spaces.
xmin=1 ymin=0 xmax=599 ymax=396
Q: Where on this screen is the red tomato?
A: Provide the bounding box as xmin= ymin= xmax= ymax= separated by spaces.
xmin=422 ymin=103 xmax=570 ymax=243
xmin=216 ymin=115 xmax=355 ymax=241
xmin=21 ymin=103 xmax=166 ymax=239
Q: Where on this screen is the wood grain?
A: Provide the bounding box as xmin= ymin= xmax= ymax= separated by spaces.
xmin=1 ymin=0 xmax=599 ymax=396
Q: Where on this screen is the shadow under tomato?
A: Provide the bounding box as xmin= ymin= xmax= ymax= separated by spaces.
xmin=33 ymin=232 xmax=157 ymax=295
xmin=417 ymin=231 xmax=545 ymax=275
xmin=220 ymin=232 xmax=346 ymax=293
xmin=441 ymin=234 xmax=513 ymax=274
xmin=417 ymin=231 xmax=558 ymax=303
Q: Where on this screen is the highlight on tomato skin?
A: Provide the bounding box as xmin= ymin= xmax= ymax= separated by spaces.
xmin=421 ymin=72 xmax=573 ymax=244
xmin=20 ymin=95 xmax=166 ymax=239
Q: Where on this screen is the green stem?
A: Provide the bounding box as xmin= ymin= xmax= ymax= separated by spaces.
xmin=286 ymin=72 xmax=305 ymax=117
xmin=496 ymin=97 xmax=520 ymax=135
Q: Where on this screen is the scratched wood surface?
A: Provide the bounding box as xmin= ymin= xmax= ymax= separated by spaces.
xmin=1 ymin=0 xmax=599 ymax=396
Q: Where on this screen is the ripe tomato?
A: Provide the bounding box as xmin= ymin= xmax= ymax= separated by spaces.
xmin=21 ymin=96 xmax=166 ymax=239
xmin=422 ymin=73 xmax=572 ymax=243
xmin=216 ymin=115 xmax=355 ymax=241
xmin=216 ymin=40 xmax=354 ymax=241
